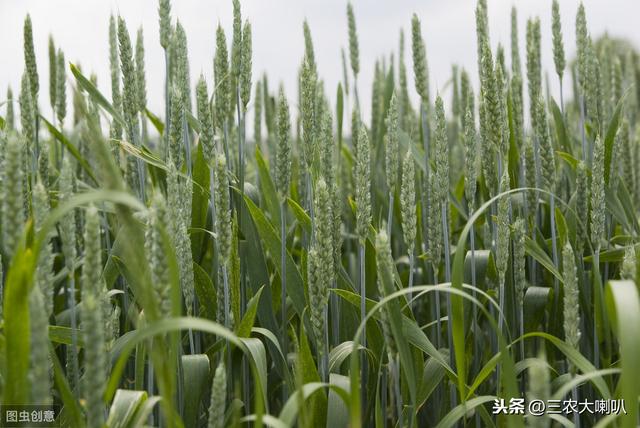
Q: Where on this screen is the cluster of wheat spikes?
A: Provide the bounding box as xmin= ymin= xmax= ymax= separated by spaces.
xmin=1 ymin=0 xmax=640 ymax=426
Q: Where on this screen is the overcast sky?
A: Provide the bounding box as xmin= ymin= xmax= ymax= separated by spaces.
xmin=1 ymin=0 xmax=638 ymax=136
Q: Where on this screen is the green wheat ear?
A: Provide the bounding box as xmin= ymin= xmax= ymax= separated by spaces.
xmin=24 ymin=15 xmax=39 ymax=100
xmin=527 ymin=351 xmax=551 ymax=427
xmin=48 ymin=35 xmax=57 ymax=112
xmin=513 ymin=219 xmax=526 ymax=308
xmin=117 ymin=16 xmax=140 ymax=144
xmin=494 ymin=61 xmax=508 ymax=156
xmin=510 ymin=73 xmax=524 ymax=148
xmin=81 ymin=292 xmax=106 ymax=428
xmin=253 ymin=80 xmax=262 ymax=147
xmin=618 ymin=121 xmax=633 ymax=195
xmin=398 ymin=31 xmax=412 ymax=131
xmin=29 ymin=284 xmax=52 ymax=405
xmin=56 ymin=49 xmax=67 ymax=126
xmin=32 ymin=180 xmax=54 ymax=317
xmin=480 ymin=42 xmax=501 ymax=157
xmin=426 ymin=173 xmax=442 ymax=271
xmin=308 ymin=178 xmax=332 ymax=362
xmin=117 ymin=24 xmax=143 ymax=199
xmin=434 ymin=96 xmax=449 ymax=212
xmin=109 ymin=14 xmax=123 ymax=142
xmin=208 ymin=361 xmax=227 ymax=428
xmin=585 ymin=38 xmax=601 ymax=126
xmin=385 ymin=92 xmax=399 ymax=193
xmin=135 ymin=27 xmax=148 ymax=113
xmin=231 ymin=0 xmax=242 ymax=79
xmin=551 ymin=0 xmax=565 ymax=80
xmin=301 ymin=56 xmax=317 ymax=167
xmin=535 ymin=98 xmax=556 ymax=193
xmin=314 ymin=178 xmax=333 ymax=288
xmin=167 ymin=164 xmax=195 ymax=315
xmin=478 ymin=52 xmax=497 ymax=195
xmin=355 ymin=124 xmax=371 ymax=244
xmin=59 ymin=158 xmax=76 ymax=270
xmin=214 ymin=154 xmax=232 ymax=266
xmin=169 ymin=85 xmax=184 ymax=168
xmin=411 ymin=14 xmax=429 ymax=104
xmin=307 ymin=246 xmax=323 ymax=353
xmin=6 ymin=87 xmax=15 ymax=130
xmin=459 ymin=69 xmax=473 ymax=128
xmin=174 ymin=21 xmax=192 ymax=112
xmin=562 ymin=241 xmax=581 ymax=352
xmin=475 ymin=0 xmax=490 ymax=87
xmin=303 ymin=20 xmax=316 ymax=71
xmin=158 ymin=0 xmax=172 ymax=49
xmin=400 ymin=151 xmax=416 ymax=254
xmin=146 ymin=192 xmax=172 ymax=318
xmin=524 ymin=134 xmax=536 ymax=206
xmin=590 ymin=135 xmax=605 ymax=251
xmin=82 ymin=206 xmax=107 ymax=302
xmin=575 ymin=161 xmax=589 ymax=255
xmin=19 ymin=71 xmax=35 ymax=146
xmin=575 ymin=3 xmax=589 ymax=94
xmin=214 ymin=24 xmax=230 ymax=130
xmin=347 ymin=2 xmax=359 ymax=76
xmin=276 ymin=85 xmax=292 ymax=200
xmin=375 ymin=230 xmax=398 ymax=358
xmin=196 ymin=75 xmax=215 ymax=159
xmin=621 ymin=247 xmax=636 ymax=281
xmin=81 ymin=206 xmax=107 ymax=427
xmin=240 ymin=20 xmax=252 ymax=111
xmin=463 ymin=102 xmax=477 ymax=210
xmin=511 ymin=7 xmax=521 ymax=77
xmin=526 ymin=17 xmax=542 ymax=130
xmin=496 ymin=169 xmax=510 ymax=284
xmin=371 ymin=61 xmax=384 ymax=145
xmin=1 ymin=134 xmax=26 ymax=259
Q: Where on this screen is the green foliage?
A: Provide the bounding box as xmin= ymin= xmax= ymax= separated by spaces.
xmin=1 ymin=2 xmax=638 ymax=427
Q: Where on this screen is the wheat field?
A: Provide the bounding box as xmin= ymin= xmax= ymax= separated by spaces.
xmin=0 ymin=0 xmax=639 ymax=427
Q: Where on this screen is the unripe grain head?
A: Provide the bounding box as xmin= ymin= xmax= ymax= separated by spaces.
xmin=411 ymin=14 xmax=429 ymax=103
xmin=23 ymin=15 xmax=39 ymax=100
xmin=56 ymin=49 xmax=67 ymax=125
xmin=562 ymin=242 xmax=581 ymax=353
xmin=159 ymin=0 xmax=172 ymax=49
xmin=19 ymin=72 xmax=35 ymax=145
xmin=551 ymin=0 xmax=566 ymax=80
xmin=496 ymin=170 xmax=510 ymax=283
xmin=240 ymin=20 xmax=252 ymax=110
xmin=401 ymin=151 xmax=416 ymax=254
xmin=196 ymin=75 xmax=215 ymax=159
xmin=214 ymin=25 xmax=230 ymax=129
xmin=48 ymin=36 xmax=57 ymax=112
xmin=385 ymin=92 xmax=399 ymax=193
xmin=214 ymin=154 xmax=232 ymax=265
xmin=135 ymin=27 xmax=148 ymax=112
xmin=231 ymin=0 xmax=242 ymax=79
xmin=590 ymin=135 xmax=605 ymax=250
xmin=208 ymin=362 xmax=227 ymax=428
xmin=347 ymin=3 xmax=359 ymax=76
xmin=276 ymin=86 xmax=292 ymax=199
xmin=1 ymin=134 xmax=25 ymax=259
xmin=355 ymin=124 xmax=371 ymax=243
